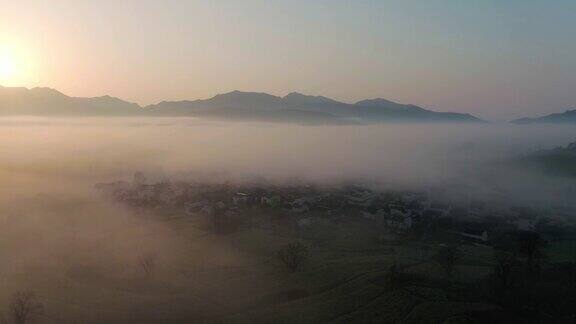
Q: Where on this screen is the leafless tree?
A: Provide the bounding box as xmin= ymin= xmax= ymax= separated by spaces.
xmin=517 ymin=231 xmax=546 ymax=269
xmin=432 ymin=244 xmax=463 ymax=278
xmin=9 ymin=291 xmax=43 ymax=324
xmin=138 ymin=253 xmax=157 ymax=279
xmin=494 ymin=252 xmax=519 ymax=285
xmin=277 ymin=242 xmax=309 ymax=272
xmin=492 ymin=251 xmax=520 ymax=300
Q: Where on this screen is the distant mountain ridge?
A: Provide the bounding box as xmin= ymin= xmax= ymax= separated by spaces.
xmin=0 ymin=85 xmax=483 ymax=123
xmin=0 ymin=85 xmax=141 ymax=116
xmin=512 ymin=109 xmax=576 ymax=125
xmin=147 ymin=90 xmax=484 ymax=123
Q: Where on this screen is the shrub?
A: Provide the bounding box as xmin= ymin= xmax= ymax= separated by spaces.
xmin=277 ymin=242 xmax=309 ymax=272
xmin=9 ymin=291 xmax=43 ymax=324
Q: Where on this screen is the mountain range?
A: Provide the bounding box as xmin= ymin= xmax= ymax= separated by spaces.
xmin=0 ymin=86 xmax=141 ymax=116
xmin=0 ymin=85 xmax=485 ymax=123
xmin=147 ymin=90 xmax=484 ymax=123
xmin=512 ymin=109 xmax=576 ymax=125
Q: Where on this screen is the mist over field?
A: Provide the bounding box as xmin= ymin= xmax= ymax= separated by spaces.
xmin=0 ymin=117 xmax=574 ymax=323
xmin=1 ymin=116 xmax=574 ymax=196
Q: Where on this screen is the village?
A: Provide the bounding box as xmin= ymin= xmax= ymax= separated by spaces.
xmin=89 ymin=173 xmax=576 ymax=322
xmin=95 ymin=172 xmax=576 ymax=246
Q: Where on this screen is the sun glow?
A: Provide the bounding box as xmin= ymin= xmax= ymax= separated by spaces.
xmin=0 ymin=51 xmax=18 ymax=83
xmin=0 ymin=45 xmax=36 ymax=86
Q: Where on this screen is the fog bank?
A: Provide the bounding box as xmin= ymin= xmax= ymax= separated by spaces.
xmin=0 ymin=117 xmax=574 ymax=322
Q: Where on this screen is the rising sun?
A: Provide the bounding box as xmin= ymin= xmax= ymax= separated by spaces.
xmin=0 ymin=50 xmax=20 ymax=84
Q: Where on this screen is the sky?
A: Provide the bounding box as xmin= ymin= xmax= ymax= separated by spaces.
xmin=0 ymin=0 xmax=575 ymax=120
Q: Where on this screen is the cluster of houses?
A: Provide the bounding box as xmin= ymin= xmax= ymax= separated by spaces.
xmin=94 ymin=173 xmax=575 ymax=243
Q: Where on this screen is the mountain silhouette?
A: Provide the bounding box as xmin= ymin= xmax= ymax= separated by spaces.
xmin=0 ymin=85 xmax=142 ymax=116
xmin=0 ymin=86 xmax=483 ymax=123
xmin=148 ymin=90 xmax=483 ymax=123
xmin=512 ymin=109 xmax=576 ymax=124
xmin=353 ymin=98 xmax=483 ymax=122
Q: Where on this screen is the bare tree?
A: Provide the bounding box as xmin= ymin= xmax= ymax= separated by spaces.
xmin=277 ymin=242 xmax=309 ymax=272
xmin=9 ymin=291 xmax=43 ymax=324
xmin=492 ymin=251 xmax=520 ymax=299
xmin=138 ymin=253 xmax=157 ymax=279
xmin=432 ymin=245 xmax=462 ymax=278
xmin=517 ymin=231 xmax=545 ymax=269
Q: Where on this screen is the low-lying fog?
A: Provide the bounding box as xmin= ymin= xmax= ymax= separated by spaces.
xmin=1 ymin=117 xmax=574 ymax=200
xmin=1 ymin=116 xmax=574 ymax=181
xmin=0 ymin=116 xmax=574 ymax=323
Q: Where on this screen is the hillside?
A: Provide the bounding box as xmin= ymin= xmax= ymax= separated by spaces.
xmin=512 ymin=109 xmax=576 ymax=124
xmin=521 ymin=141 xmax=576 ymax=177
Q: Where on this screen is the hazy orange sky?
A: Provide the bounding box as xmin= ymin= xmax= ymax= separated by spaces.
xmin=1 ymin=0 xmax=575 ymax=119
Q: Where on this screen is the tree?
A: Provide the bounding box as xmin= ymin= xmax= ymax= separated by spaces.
xmin=138 ymin=253 xmax=157 ymax=279
xmin=432 ymin=245 xmax=462 ymax=278
xmin=133 ymin=171 xmax=147 ymax=186
xmin=493 ymin=230 xmax=546 ymax=270
xmin=9 ymin=291 xmax=43 ymax=324
xmin=492 ymin=251 xmax=520 ymax=300
xmin=517 ymin=231 xmax=545 ymax=269
xmin=277 ymin=242 xmax=309 ymax=272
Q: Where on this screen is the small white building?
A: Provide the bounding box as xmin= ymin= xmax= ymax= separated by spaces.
xmin=233 ymin=193 xmax=250 ymax=205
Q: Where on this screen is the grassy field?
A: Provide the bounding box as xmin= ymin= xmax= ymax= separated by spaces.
xmin=1 ymin=194 xmax=569 ymax=323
